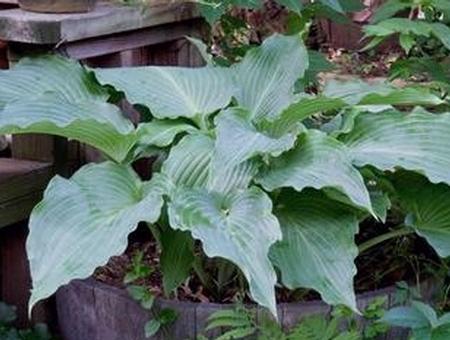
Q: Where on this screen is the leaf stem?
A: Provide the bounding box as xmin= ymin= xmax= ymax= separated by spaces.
xmin=358 ymin=225 xmax=414 ymax=254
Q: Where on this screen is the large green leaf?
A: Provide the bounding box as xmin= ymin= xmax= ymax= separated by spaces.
xmin=0 ymin=55 xmax=135 ymax=161
xmin=0 ymin=94 xmax=136 ymax=162
xmin=27 ymin=162 xmax=165 ymax=311
xmin=161 ymin=133 xmax=257 ymax=194
xmin=260 ymin=78 xmax=443 ymax=135
xmin=95 ymin=66 xmax=234 ymax=120
xmin=430 ymin=23 xmax=450 ymax=50
xmin=233 ymin=34 xmax=308 ymax=120
xmin=340 ymin=110 xmax=450 ymax=186
xmin=160 ymin=228 xmax=195 ymax=294
xmin=323 ymin=79 xmax=444 ymax=107
xmin=271 ymin=190 xmax=358 ymax=311
xmin=370 ymin=0 xmax=412 ymax=23
xmin=394 ymin=172 xmax=450 ymax=257
xmin=0 ymin=54 xmax=106 ymax=107
xmin=257 ymin=130 xmax=372 ymax=212
xmin=168 ymin=186 xmax=281 ymax=316
xmin=319 ymin=0 xmax=344 ymax=13
xmin=276 ymin=0 xmax=303 ymax=13
xmin=364 ymin=18 xmax=432 ymax=37
xmin=266 ymin=95 xmax=346 ymax=135
xmin=214 ymin=108 xmax=297 ymax=168
xmin=136 ymin=119 xmax=198 ymax=147
xmin=0 ymin=55 xmax=138 ymax=162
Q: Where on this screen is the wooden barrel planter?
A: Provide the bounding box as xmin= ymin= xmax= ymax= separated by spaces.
xmin=18 ymin=0 xmax=96 ymax=13
xmin=55 ymin=278 xmax=437 ymax=340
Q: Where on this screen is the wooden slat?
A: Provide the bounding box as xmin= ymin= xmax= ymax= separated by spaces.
xmin=0 ymin=158 xmax=53 ymax=228
xmin=0 ymin=2 xmax=199 ymax=44
xmin=61 ymin=19 xmax=202 ymax=59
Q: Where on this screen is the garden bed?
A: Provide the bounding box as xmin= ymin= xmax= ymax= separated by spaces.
xmin=52 ymin=228 xmax=441 ymax=340
xmin=57 ymin=278 xmax=438 ymax=340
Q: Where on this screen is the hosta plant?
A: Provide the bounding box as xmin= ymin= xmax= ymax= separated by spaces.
xmin=1 ymin=33 xmax=450 ymax=319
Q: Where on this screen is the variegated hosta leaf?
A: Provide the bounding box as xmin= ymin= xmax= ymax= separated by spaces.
xmin=233 ymin=33 xmax=308 ymax=120
xmin=168 ymin=187 xmax=281 ymax=316
xmin=214 ymin=108 xmax=297 ymax=168
xmin=27 ymin=162 xmax=165 ymax=311
xmin=137 ymin=119 xmax=198 ymax=147
xmin=161 ymin=133 xmax=257 ymax=194
xmin=0 ymin=94 xmax=136 ymax=162
xmin=323 ymin=79 xmax=444 ymax=107
xmin=257 ymin=130 xmax=372 ymax=212
xmin=394 ymin=172 xmax=450 ymax=257
xmin=95 ymin=66 xmax=234 ymax=120
xmin=0 ymin=54 xmax=107 ymax=107
xmin=340 ymin=110 xmax=450 ymax=186
xmin=271 ymin=190 xmax=359 ymax=311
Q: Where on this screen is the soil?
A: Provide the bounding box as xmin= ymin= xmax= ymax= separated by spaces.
xmin=326 ymin=48 xmax=402 ymax=79
xmin=95 ymin=219 xmax=443 ymax=305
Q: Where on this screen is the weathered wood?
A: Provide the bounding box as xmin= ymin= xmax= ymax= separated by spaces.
xmin=57 ymin=279 xmax=424 ymax=340
xmin=0 ymin=2 xmax=199 ymax=44
xmin=0 ymin=222 xmax=56 ymax=327
xmin=11 ymin=135 xmax=55 ymax=162
xmin=0 ymin=158 xmax=53 ymax=228
xmin=0 ymin=0 xmax=17 ymax=10
xmin=18 ymin=0 xmax=96 ymax=13
xmin=0 ymin=222 xmax=31 ymax=327
xmin=195 ymin=303 xmax=227 ymax=338
xmin=61 ymin=19 xmax=203 ymax=59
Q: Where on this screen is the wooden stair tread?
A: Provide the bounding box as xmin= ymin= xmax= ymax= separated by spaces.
xmin=0 ymin=158 xmax=53 ymax=228
xmin=0 ymin=1 xmax=198 ymax=44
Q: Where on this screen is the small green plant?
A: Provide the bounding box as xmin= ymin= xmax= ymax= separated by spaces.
xmin=361 ymin=297 xmax=390 ymax=339
xmin=203 ymin=307 xmax=257 ymax=339
xmin=124 ymin=250 xmax=153 ymax=284
xmin=382 ymin=301 xmax=450 ymax=340
xmin=0 ymin=302 xmax=54 ymax=340
xmin=363 ymin=0 xmax=450 ymax=88
xmin=202 ymin=298 xmax=391 ymax=340
xmin=124 ymin=251 xmax=178 ymax=338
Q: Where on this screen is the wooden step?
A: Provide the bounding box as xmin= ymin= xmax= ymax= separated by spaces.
xmin=0 ymin=158 xmax=53 ymax=228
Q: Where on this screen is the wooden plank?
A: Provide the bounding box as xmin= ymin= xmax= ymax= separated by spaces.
xmin=11 ymin=134 xmax=55 ymax=162
xmin=0 ymin=2 xmax=199 ymax=44
xmin=0 ymin=158 xmax=53 ymax=228
xmin=62 ymin=19 xmax=203 ymax=59
xmin=0 ymin=221 xmax=56 ymax=328
xmin=0 ymin=222 xmax=31 ymax=327
xmin=281 ymin=300 xmax=331 ymax=331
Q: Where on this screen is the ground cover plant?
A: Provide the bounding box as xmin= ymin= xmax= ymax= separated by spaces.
xmin=1 ymin=30 xmax=450 ymax=325
xmin=363 ymin=0 xmax=450 ymax=88
xmin=0 ymin=302 xmax=54 ymax=340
